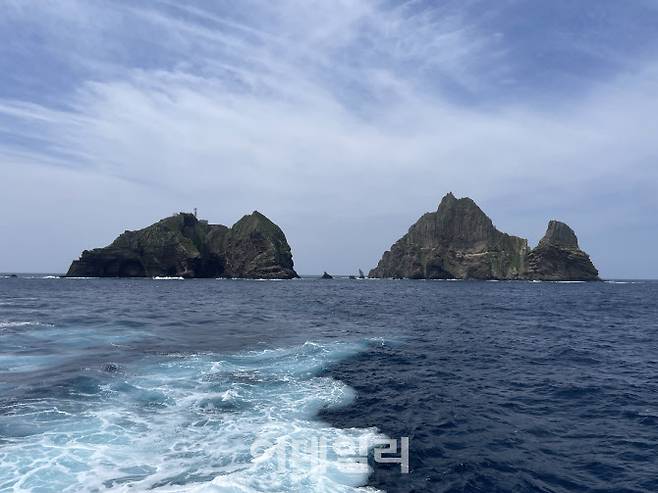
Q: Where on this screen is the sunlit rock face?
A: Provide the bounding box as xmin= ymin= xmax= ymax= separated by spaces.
xmin=369 ymin=193 xmax=599 ymax=281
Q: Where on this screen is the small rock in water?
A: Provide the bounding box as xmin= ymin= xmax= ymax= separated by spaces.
xmin=320 ymin=271 xmax=333 ymax=279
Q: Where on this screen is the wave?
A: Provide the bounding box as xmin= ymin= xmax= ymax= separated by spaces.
xmin=0 ymin=341 xmax=387 ymax=492
xmin=217 ymin=278 xmax=287 ymax=281
xmin=0 ymin=297 xmax=39 ymax=306
xmin=152 ymin=276 xmax=185 ymax=280
xmin=17 ymin=275 xmax=61 ymax=279
xmin=0 ymin=320 xmax=53 ymax=329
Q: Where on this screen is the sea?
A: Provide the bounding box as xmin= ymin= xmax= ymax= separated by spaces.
xmin=0 ymin=275 xmax=657 ymax=492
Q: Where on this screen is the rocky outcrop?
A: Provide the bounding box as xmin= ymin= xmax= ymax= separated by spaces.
xmin=222 ymin=212 xmax=297 ymax=279
xmin=526 ymin=220 xmax=599 ymax=281
xmin=369 ymin=193 xmax=528 ymax=279
xmin=369 ymin=193 xmax=600 ymax=281
xmin=320 ymin=271 xmax=333 ymax=279
xmin=66 ymin=211 xmax=298 ymax=279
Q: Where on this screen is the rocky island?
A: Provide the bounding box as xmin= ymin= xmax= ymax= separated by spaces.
xmin=526 ymin=220 xmax=600 ymax=281
xmin=369 ymin=193 xmax=599 ymax=281
xmin=66 ymin=211 xmax=298 ymax=279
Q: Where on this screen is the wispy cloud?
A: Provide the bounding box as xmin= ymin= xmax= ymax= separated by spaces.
xmin=1 ymin=0 xmax=657 ymax=276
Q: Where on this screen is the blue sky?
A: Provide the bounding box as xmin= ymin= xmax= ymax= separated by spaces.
xmin=1 ymin=0 xmax=658 ymax=277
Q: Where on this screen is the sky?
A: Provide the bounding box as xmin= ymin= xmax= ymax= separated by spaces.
xmin=1 ymin=0 xmax=658 ymax=278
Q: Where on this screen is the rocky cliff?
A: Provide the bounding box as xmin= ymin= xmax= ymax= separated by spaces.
xmin=369 ymin=193 xmax=600 ymax=281
xmin=526 ymin=220 xmax=599 ymax=281
xmin=66 ymin=211 xmax=298 ymax=279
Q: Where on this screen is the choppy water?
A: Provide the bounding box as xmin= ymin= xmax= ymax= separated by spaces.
xmin=1 ymin=276 xmax=657 ymax=492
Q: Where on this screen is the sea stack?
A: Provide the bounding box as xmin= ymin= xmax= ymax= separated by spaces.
xmin=66 ymin=211 xmax=298 ymax=279
xmin=369 ymin=193 xmax=600 ymax=281
xmin=526 ymin=220 xmax=599 ymax=281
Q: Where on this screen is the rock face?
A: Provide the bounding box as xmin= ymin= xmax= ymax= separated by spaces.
xmin=526 ymin=220 xmax=599 ymax=281
xmin=369 ymin=193 xmax=600 ymax=281
xmin=66 ymin=211 xmax=298 ymax=279
xmin=320 ymin=271 xmax=333 ymax=279
xmin=369 ymin=193 xmax=528 ymax=279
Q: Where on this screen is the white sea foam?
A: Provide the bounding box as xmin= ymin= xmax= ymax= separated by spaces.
xmin=0 ymin=320 xmax=53 ymax=329
xmin=0 ymin=341 xmax=387 ymax=492
xmin=152 ymin=276 xmax=185 ymax=280
xmin=217 ymin=278 xmax=287 ymax=281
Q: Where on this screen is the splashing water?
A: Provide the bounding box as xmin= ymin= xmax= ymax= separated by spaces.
xmin=0 ymin=341 xmax=386 ymax=492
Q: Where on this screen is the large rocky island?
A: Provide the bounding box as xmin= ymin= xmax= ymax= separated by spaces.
xmin=66 ymin=211 xmax=298 ymax=279
xmin=369 ymin=193 xmax=599 ymax=281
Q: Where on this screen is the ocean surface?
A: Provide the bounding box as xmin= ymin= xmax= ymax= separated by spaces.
xmin=0 ymin=276 xmax=657 ymax=492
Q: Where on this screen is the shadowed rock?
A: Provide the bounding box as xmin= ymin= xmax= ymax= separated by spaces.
xmin=526 ymin=220 xmax=599 ymax=281
xmin=320 ymin=271 xmax=333 ymax=279
xmin=66 ymin=211 xmax=298 ymax=279
xmin=223 ymin=212 xmax=297 ymax=279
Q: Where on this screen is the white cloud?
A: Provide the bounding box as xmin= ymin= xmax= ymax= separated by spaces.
xmin=1 ymin=0 xmax=657 ymax=276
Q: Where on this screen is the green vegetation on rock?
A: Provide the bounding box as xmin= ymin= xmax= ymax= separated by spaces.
xmin=66 ymin=212 xmax=298 ymax=279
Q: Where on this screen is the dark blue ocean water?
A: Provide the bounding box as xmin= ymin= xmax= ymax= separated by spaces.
xmin=1 ymin=276 xmax=657 ymax=492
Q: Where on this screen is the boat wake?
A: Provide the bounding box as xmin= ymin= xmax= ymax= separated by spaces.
xmin=0 ymin=341 xmax=386 ymax=492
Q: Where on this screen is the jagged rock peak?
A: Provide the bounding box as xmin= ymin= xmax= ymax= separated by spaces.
xmin=437 ymin=192 xmax=477 ymax=212
xmin=370 ymin=194 xmax=601 ymax=281
xmin=526 ymin=219 xmax=599 ymax=281
xmin=438 ymin=191 xmax=457 ymax=207
xmin=538 ymin=220 xmax=579 ymax=249
xmin=369 ymin=193 xmax=529 ymax=280
xmin=431 ymin=192 xmax=501 ymax=243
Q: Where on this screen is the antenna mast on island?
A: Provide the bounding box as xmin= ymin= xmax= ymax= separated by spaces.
xmin=194 ymin=208 xmax=198 ymax=218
